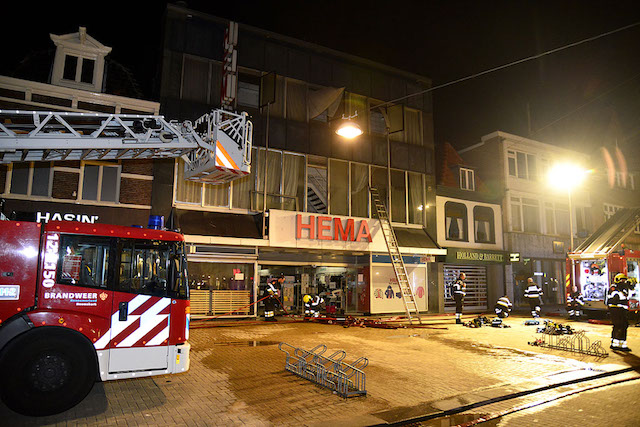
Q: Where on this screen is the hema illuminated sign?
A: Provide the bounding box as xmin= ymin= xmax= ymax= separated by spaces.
xmin=296 ymin=214 xmax=372 ymax=242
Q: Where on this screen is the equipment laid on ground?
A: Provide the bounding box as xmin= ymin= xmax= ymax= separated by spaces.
xmin=278 ymin=343 xmax=368 ymax=398
xmin=524 ymin=319 xmax=540 ymax=325
xmin=369 ymin=186 xmax=422 ymax=325
xmin=491 ymin=318 xmax=511 ymax=328
xmin=528 ymin=329 xmax=608 ymax=358
xmin=463 ymin=315 xmax=491 ymax=328
xmin=536 ymin=320 xmax=575 ymax=335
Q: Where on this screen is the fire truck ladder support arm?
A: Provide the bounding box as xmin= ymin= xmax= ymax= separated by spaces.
xmin=0 ymin=109 xmax=252 ymax=184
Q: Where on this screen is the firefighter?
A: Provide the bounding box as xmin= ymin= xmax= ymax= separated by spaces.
xmin=263 ymin=275 xmax=284 ymax=322
xmin=566 ymin=286 xmax=585 ymax=319
xmin=524 ymin=277 xmax=543 ymax=318
xmin=453 ymin=272 xmax=466 ymax=324
xmin=494 ymin=296 xmax=512 ymax=318
xmin=608 ymin=273 xmax=632 ymax=351
xmin=303 ymin=294 xmax=324 ymax=318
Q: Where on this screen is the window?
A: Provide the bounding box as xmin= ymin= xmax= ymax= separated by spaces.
xmin=286 ymin=79 xmax=307 ymax=121
xmin=511 ymin=197 xmax=540 ymax=233
xmin=391 ymin=170 xmax=406 ymax=223
xmin=460 ymin=168 xmax=475 ymax=191
xmin=307 ymin=160 xmax=328 ymax=214
xmin=555 ymin=203 xmax=569 ymax=235
xmin=604 ymin=203 xmax=622 ymax=221
xmin=473 ymin=206 xmax=495 ymax=243
xmin=522 ymin=198 xmax=540 ymax=233
xmin=508 ymin=149 xmax=537 ymax=180
xmin=350 ymin=163 xmax=369 ymax=218
xmin=370 ymin=109 xmax=387 ymax=134
xmin=117 ymin=239 xmax=188 ymax=299
xmin=58 ymin=235 xmax=113 ymax=289
xmin=510 ymin=197 xmax=522 ymax=231
xmin=238 ymin=81 xmax=260 ymax=108
xmin=545 ymin=202 xmax=556 ymax=234
xmin=62 ymin=55 xmax=95 ymax=85
xmin=404 ymin=107 xmax=422 ymax=145
xmin=329 ymin=159 xmax=348 ymax=216
xmin=407 ymin=172 xmax=424 ymax=225
xmin=9 ymin=162 xmax=52 ymax=197
xmin=445 ymin=202 xmax=468 ymax=241
xmin=615 ymin=172 xmax=637 ymax=190
xmin=82 ymin=163 xmax=120 ymax=202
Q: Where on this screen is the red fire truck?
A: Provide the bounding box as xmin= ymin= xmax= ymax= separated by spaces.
xmin=566 ymin=208 xmax=640 ymax=316
xmin=0 ymin=219 xmax=190 ymax=416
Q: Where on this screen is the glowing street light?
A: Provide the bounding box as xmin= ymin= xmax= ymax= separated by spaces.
xmin=547 ymin=163 xmax=591 ymax=252
xmin=335 ymin=113 xmax=363 ymax=139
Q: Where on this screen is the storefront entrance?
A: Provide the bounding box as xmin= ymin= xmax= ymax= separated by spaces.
xmin=444 ymin=264 xmax=488 ymax=312
xmin=258 ymin=264 xmax=368 ymax=315
xmin=188 ymin=261 xmax=256 ymax=316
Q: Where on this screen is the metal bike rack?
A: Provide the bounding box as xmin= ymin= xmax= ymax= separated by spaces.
xmin=530 ymin=329 xmax=608 ymax=358
xmin=278 ymin=342 xmax=368 ymax=397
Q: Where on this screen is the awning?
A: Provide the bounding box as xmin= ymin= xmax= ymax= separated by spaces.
xmin=569 ymin=207 xmax=640 ymax=260
xmin=394 ymin=227 xmax=447 ymax=255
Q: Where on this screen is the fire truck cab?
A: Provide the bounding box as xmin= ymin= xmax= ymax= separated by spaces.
xmin=0 ymin=219 xmax=190 ymax=416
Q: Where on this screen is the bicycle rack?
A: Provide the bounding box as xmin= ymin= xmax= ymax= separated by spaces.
xmin=278 ymin=342 xmax=368 ymax=397
xmin=530 ymin=329 xmax=608 ymax=358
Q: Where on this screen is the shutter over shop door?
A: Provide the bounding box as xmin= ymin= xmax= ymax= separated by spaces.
xmin=444 ymin=265 xmax=488 ymax=312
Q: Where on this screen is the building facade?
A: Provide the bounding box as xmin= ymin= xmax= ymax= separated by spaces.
xmin=435 ymin=143 xmax=506 ymax=313
xmin=460 ymin=131 xmax=592 ymax=308
xmin=154 ymin=4 xmax=444 ymax=317
xmin=0 ymin=27 xmax=160 ymax=230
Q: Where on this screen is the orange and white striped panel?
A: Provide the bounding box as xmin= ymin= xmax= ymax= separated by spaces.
xmin=214 ymin=140 xmax=240 ymax=171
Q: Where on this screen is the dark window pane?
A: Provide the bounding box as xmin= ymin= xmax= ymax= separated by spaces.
xmin=58 ymin=235 xmax=112 ymax=289
xmin=527 ymin=154 xmax=537 ymax=181
xmin=82 ymin=165 xmax=99 ymax=200
xmin=508 ymin=157 xmax=516 ymax=176
xmin=350 ymin=163 xmax=369 ymax=218
xmin=516 ymin=152 xmax=527 ymax=179
xmin=391 ymin=170 xmax=406 ymax=223
xmin=329 ymin=159 xmax=348 ymax=215
xmin=64 ymin=55 xmax=78 ymax=80
xmin=371 ymin=166 xmax=388 ymax=213
xmin=307 ymin=165 xmax=328 ymax=214
xmin=445 ymin=201 xmax=468 ymax=241
xmin=31 ymin=163 xmax=51 ymax=196
xmin=10 ymin=163 xmax=29 ymax=194
xmin=407 ymin=172 xmax=424 ymax=225
xmin=81 ymin=58 xmax=95 ymax=84
xmin=101 ymin=166 xmax=119 ymax=202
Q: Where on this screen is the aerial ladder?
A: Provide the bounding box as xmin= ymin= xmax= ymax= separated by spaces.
xmin=0 ymin=108 xmax=252 ymax=184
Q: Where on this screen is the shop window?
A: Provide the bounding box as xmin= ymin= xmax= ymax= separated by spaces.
xmin=329 ymin=159 xmax=348 ymax=216
xmin=188 ymin=262 xmax=254 ymax=315
xmin=350 ymin=162 xmax=369 ymax=218
xmin=81 ymin=163 xmax=119 ymax=203
xmin=58 ymin=235 xmax=113 ymax=289
xmin=391 ymin=170 xmax=406 ymax=223
xmin=460 ymin=168 xmax=475 ymax=191
xmin=407 ymin=172 xmax=424 ymax=225
xmin=445 ymin=201 xmax=468 ymax=241
xmin=473 ymin=206 xmax=495 ymax=243
xmin=9 ymin=162 xmax=52 ymax=197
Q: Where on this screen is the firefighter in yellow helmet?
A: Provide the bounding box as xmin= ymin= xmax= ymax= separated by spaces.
xmin=607 ymin=273 xmax=632 ymax=351
xmin=303 ymin=294 xmax=324 ymax=319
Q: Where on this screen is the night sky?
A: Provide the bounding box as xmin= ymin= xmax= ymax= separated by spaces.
xmin=4 ymin=1 xmax=640 ymax=165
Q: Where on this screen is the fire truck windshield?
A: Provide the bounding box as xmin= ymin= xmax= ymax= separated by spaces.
xmin=57 ymin=234 xmax=188 ymax=299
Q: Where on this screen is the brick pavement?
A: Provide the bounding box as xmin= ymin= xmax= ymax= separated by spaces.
xmin=0 ymin=314 xmax=638 ymax=426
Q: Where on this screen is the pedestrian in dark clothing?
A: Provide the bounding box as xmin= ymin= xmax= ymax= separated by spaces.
xmin=608 ymin=273 xmax=632 ymax=351
xmin=453 ymin=272 xmax=466 ymax=324
xmin=524 ymin=277 xmax=543 ymax=318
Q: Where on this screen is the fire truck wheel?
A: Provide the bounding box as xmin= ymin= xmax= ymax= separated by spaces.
xmin=0 ymin=327 xmax=97 ymax=416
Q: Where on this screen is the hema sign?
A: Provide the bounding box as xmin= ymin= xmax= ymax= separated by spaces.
xmin=268 ymin=210 xmax=384 ymax=251
xmin=296 ymin=215 xmax=372 ymax=242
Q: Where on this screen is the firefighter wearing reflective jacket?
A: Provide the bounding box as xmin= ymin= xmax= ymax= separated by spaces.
xmin=263 ymin=276 xmax=283 ymax=322
xmin=303 ymin=294 xmax=324 ymax=318
xmin=608 ymin=273 xmax=632 ymax=352
xmin=566 ymin=287 xmax=585 ymax=319
xmin=494 ymin=296 xmax=512 ymax=318
xmin=453 ymin=273 xmax=466 ymax=324
xmin=524 ymin=278 xmax=543 ymax=318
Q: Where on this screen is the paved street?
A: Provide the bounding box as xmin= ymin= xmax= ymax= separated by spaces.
xmin=1 ymin=313 xmax=639 ymax=426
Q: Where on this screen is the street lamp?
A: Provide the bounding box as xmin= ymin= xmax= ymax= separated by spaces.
xmin=547 ymin=163 xmax=590 ymax=251
xmin=335 ymin=112 xmax=363 ymax=139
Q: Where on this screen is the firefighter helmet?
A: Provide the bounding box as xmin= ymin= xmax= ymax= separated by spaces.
xmin=614 ymin=273 xmax=628 ymax=284
xmin=303 ymin=295 xmax=312 ymax=303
